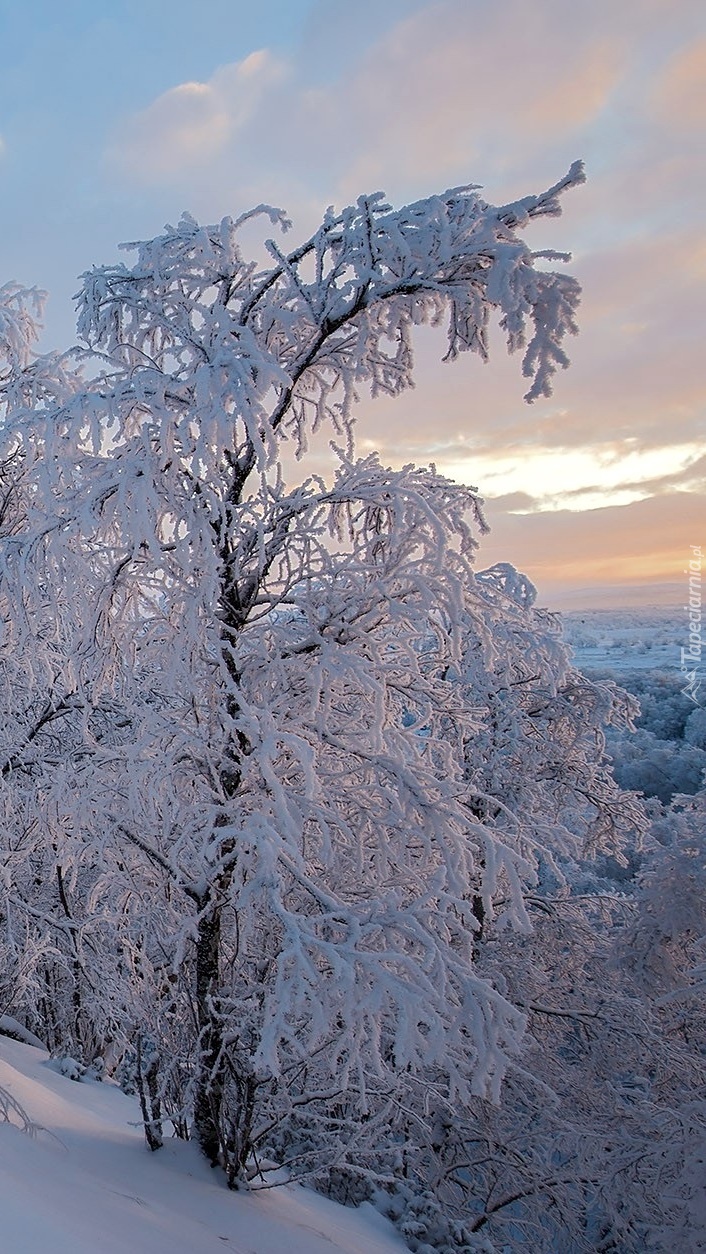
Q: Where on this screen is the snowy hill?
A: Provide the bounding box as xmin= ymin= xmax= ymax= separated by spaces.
xmin=0 ymin=1036 xmax=405 ymax=1254
xmin=560 ymin=606 xmax=686 ymax=676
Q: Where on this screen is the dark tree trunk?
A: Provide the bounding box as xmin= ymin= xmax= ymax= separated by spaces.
xmin=135 ymin=1032 xmax=163 ymax=1151
xmin=193 ymin=897 xmax=224 ymax=1167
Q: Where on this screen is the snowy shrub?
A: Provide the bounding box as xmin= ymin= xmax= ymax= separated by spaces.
xmin=372 ymin=1185 xmax=486 ymax=1254
xmin=608 ymin=727 xmax=706 ymax=804
xmin=685 ymin=704 xmax=706 ymax=750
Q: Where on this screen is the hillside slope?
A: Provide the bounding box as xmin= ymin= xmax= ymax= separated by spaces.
xmin=0 ymin=1037 xmax=405 ymax=1254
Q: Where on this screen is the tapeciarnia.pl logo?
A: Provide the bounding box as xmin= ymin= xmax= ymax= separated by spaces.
xmin=681 ymin=544 xmax=703 ymax=704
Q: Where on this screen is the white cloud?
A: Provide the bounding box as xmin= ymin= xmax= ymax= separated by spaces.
xmin=108 ymin=49 xmax=283 ymax=182
xmin=106 ymin=0 xmax=635 ymax=204
xmin=440 ymin=442 xmax=705 ymax=512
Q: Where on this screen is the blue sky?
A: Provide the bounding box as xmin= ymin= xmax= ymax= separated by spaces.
xmin=1 ymin=0 xmax=703 ymax=604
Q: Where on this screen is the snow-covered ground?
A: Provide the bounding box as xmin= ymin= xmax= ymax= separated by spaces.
xmin=0 ymin=1036 xmax=405 ymax=1254
xmin=560 ymin=606 xmax=688 ymax=676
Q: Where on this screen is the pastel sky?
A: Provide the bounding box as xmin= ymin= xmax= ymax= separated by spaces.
xmin=0 ymin=0 xmax=703 ymax=606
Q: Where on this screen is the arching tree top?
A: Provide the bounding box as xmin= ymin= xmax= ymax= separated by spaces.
xmin=65 ymin=164 xmax=585 ymax=483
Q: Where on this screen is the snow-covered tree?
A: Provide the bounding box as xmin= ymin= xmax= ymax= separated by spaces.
xmin=0 ymin=167 xmax=622 ymax=1192
xmin=4 ymin=166 xmax=703 ymax=1250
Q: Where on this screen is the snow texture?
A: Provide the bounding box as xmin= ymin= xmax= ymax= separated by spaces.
xmin=0 ymin=1036 xmax=405 ymax=1254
